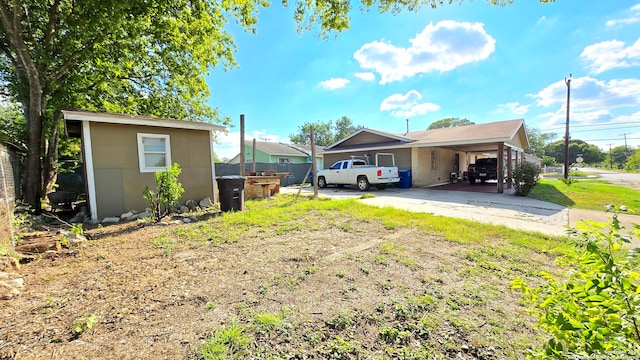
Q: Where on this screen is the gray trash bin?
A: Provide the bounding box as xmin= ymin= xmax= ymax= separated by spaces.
xmin=216 ymin=175 xmax=246 ymax=212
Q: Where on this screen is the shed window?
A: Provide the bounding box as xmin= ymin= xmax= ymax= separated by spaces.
xmin=137 ymin=133 xmax=171 ymax=173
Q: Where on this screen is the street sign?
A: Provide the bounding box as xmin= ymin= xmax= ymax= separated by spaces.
xmin=576 ymin=157 xmax=584 ymax=163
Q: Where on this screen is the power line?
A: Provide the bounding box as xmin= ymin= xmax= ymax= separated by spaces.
xmin=544 ymin=120 xmax=640 ymax=131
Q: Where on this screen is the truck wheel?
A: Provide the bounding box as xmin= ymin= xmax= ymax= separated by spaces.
xmin=357 ymin=176 xmax=370 ymax=191
xmin=469 ymin=177 xmax=475 ymax=185
xmin=376 ymin=184 xmax=386 ymax=190
xmin=317 ymin=176 xmax=327 ymax=188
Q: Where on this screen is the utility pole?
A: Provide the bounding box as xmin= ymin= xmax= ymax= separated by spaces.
xmin=607 ymin=143 xmax=613 ymax=170
xmin=620 ymin=133 xmax=630 ymax=154
xmin=563 ymin=74 xmax=571 ymax=179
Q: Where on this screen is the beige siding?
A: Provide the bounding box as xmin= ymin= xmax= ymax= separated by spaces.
xmin=410 ymin=147 xmax=460 ymax=187
xmin=89 ymin=122 xmax=213 ymax=218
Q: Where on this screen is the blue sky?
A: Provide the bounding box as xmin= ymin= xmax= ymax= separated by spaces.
xmin=208 ymin=0 xmax=640 ymax=160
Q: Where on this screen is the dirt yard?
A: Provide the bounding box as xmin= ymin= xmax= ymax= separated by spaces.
xmin=0 ymin=196 xmax=558 ymax=359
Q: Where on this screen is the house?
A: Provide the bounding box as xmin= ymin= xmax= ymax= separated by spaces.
xmin=62 ymin=110 xmax=225 ymax=219
xmin=228 ymin=141 xmax=324 ymax=169
xmin=321 ymin=119 xmax=529 ymax=193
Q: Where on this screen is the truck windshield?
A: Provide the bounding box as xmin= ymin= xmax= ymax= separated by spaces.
xmin=330 ymin=162 xmax=342 ymax=170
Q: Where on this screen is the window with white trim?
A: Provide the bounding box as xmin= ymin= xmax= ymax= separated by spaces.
xmin=137 ymin=133 xmax=171 ymax=173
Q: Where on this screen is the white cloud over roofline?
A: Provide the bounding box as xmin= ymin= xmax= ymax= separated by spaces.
xmin=380 ymin=90 xmax=440 ymax=118
xmin=354 ymin=20 xmax=496 ymax=84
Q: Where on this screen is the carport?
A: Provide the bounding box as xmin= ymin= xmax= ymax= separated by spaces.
xmin=320 ymin=119 xmax=529 ymax=193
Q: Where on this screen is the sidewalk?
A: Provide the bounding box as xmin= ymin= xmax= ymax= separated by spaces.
xmin=281 ymin=186 xmax=640 ymax=248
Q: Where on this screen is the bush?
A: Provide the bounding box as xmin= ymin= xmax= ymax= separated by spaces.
xmin=142 ymin=163 xmax=184 ymax=222
xmin=512 ymin=212 xmax=640 ymax=358
xmin=512 ymin=162 xmax=541 ymax=196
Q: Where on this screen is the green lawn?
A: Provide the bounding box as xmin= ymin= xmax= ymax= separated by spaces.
xmin=528 ymin=178 xmax=640 ymax=213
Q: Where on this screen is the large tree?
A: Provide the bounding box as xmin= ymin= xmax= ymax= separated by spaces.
xmin=1 ymin=0 xmax=555 ymax=211
xmin=525 ymin=127 xmax=556 ymax=158
xmin=427 ymin=117 xmax=474 ymax=130
xmin=289 ymin=116 xmax=363 ymax=146
xmin=545 ymin=139 xmax=605 ymax=165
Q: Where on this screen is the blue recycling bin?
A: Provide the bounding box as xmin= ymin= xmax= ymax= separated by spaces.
xmin=398 ymin=170 xmax=412 ymax=188
xmin=309 ymin=171 xmax=313 ymax=185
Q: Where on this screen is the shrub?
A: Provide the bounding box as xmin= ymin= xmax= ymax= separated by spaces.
xmin=511 ymin=212 xmax=640 ymax=358
xmin=142 ymin=163 xmax=184 ymax=222
xmin=512 ymin=162 xmax=541 ymax=196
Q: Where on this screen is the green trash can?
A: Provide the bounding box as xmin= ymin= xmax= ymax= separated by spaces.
xmin=217 ymin=175 xmax=246 ymax=212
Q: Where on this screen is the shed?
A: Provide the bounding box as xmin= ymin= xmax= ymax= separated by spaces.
xmin=63 ymin=110 xmax=225 ymax=219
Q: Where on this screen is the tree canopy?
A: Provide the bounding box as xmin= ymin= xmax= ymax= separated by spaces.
xmin=1 ymin=0 xmax=557 ymax=211
xmin=545 ymin=139 xmax=605 ymax=165
xmin=289 ymin=116 xmax=363 ymax=146
xmin=427 ymin=117 xmax=474 ymax=130
xmin=525 ymin=127 xmax=557 ymax=158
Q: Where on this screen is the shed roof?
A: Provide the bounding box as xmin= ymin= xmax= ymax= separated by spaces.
xmin=62 ymin=110 xmax=226 ymax=133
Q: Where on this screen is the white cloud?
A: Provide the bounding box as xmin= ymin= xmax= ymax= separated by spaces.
xmin=606 ymin=4 xmax=640 ymax=27
xmin=214 ymin=130 xmax=281 ymax=161
xmin=319 ymin=78 xmax=350 ymax=90
xmin=354 ymin=20 xmax=495 ymax=84
xmin=531 ymin=76 xmax=640 ymax=128
xmin=581 ymin=39 xmax=640 ymax=74
xmin=354 ymin=72 xmax=375 ymax=81
xmin=379 ymin=90 xmax=440 ymax=118
xmin=497 ymin=102 xmax=530 ymax=116
xmin=536 ymin=16 xmax=547 ymax=25
xmin=532 ymin=76 xmax=640 ymax=110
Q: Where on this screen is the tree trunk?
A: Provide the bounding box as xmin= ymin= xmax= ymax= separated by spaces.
xmin=43 ymin=113 xmax=60 ymax=196
xmin=0 ymin=1 xmax=45 ymax=212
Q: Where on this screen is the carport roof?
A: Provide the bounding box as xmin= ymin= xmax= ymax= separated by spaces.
xmin=324 ymin=119 xmax=528 ymax=153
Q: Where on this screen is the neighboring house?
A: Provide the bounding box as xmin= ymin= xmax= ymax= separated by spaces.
xmin=228 ymin=141 xmax=324 ymax=169
xmin=322 ymin=119 xmax=529 ymax=193
xmin=62 ymin=110 xmax=225 ymax=219
xmin=523 ymin=153 xmax=542 ymax=167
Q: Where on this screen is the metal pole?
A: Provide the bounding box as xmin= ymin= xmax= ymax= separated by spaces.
xmin=311 ymin=125 xmax=318 ymax=198
xmin=252 ymin=138 xmax=256 ymax=173
xmin=564 ymin=75 xmax=571 ymax=179
xmin=240 ymin=114 xmax=245 ymax=176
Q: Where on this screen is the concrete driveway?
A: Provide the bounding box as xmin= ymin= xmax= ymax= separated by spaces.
xmin=281 ymin=185 xmax=640 ymax=248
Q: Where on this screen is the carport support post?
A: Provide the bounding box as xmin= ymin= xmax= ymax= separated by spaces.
xmin=506 ymin=147 xmax=513 ymax=189
xmin=497 ymin=142 xmax=504 ymax=193
xmin=311 ymin=125 xmax=318 ymax=198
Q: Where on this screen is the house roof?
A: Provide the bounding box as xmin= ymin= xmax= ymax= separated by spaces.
xmin=405 ymin=119 xmax=527 ymax=148
xmin=245 ymin=141 xmax=324 ymax=157
xmin=62 ymin=110 xmax=226 ymax=132
xmin=324 ymin=119 xmax=528 ymax=153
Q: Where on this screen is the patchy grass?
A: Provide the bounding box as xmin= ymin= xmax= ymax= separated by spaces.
xmin=529 ymin=178 xmax=640 ymax=212
xmin=2 ymin=194 xmax=569 ymax=359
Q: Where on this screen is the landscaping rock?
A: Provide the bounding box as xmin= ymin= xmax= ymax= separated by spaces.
xmin=182 ymin=217 xmax=192 ymax=224
xmin=185 ymin=199 xmax=198 ymax=211
xmin=135 ymin=211 xmax=152 ymax=220
xmin=101 ymin=217 xmax=120 ymax=224
xmin=120 ymin=211 xmax=135 ymax=220
xmin=199 ymin=197 xmax=213 ymax=208
xmin=179 ymin=206 xmax=189 ymax=214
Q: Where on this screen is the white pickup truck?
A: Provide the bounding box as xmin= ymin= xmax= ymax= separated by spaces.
xmin=316 ymin=154 xmax=400 ymax=191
